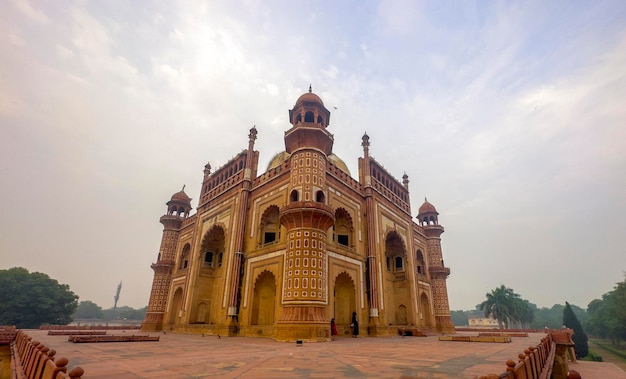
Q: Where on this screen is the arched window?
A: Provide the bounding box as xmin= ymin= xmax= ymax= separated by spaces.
xmin=304 ymin=111 xmax=314 ymax=122
xmin=179 ymin=244 xmax=191 ymax=270
xmin=260 ymin=205 xmax=280 ymax=245
xmin=315 ymin=190 xmax=325 ymax=203
xmin=333 ymin=208 xmax=353 ymax=248
xmin=385 ymin=231 xmax=406 ymax=274
xmin=290 ymin=190 xmax=299 ymax=202
xmin=296 ymin=114 xmax=302 ymax=123
xmin=416 ymin=250 xmax=426 ymax=275
xmin=317 ymin=115 xmax=323 ymax=125
xmin=200 ymin=225 xmax=226 ymax=270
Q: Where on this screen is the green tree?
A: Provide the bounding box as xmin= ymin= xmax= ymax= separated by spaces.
xmin=586 ymin=277 xmax=626 ymax=345
xmin=479 ymin=285 xmax=533 ymax=329
xmin=0 ymin=267 xmax=79 ymax=328
xmin=450 ymin=310 xmax=469 ymax=327
xmin=73 ymin=300 xmax=104 ymax=319
xmin=480 ymin=285 xmax=515 ymax=329
xmin=102 ymin=306 xmax=147 ymax=320
xmin=511 ymin=298 xmax=534 ymax=328
xmin=563 ymin=301 xmax=589 ymax=358
xmin=532 ymin=304 xmax=564 ymax=329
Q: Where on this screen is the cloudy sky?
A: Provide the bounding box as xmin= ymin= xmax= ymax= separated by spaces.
xmin=2 ymin=0 xmax=625 ymax=313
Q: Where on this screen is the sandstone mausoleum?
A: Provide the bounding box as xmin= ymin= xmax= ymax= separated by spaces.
xmin=141 ymin=88 xmax=454 ymax=341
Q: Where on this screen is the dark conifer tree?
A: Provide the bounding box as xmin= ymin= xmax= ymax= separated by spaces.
xmin=563 ymin=301 xmax=589 ymax=358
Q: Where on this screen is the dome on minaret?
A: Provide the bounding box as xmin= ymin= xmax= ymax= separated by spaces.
xmin=417 ymin=198 xmax=439 ymax=226
xmin=166 ymin=186 xmax=192 ymax=217
xmin=418 ymin=199 xmax=437 ymax=214
xmin=171 ymin=188 xmax=191 ymax=204
xmin=288 ymin=85 xmax=331 ymax=128
xmin=295 ymin=90 xmax=325 ymax=107
xmin=285 ymin=86 xmax=333 ymax=155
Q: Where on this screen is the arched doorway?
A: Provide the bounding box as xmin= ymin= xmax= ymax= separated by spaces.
xmin=168 ymin=287 xmax=183 ymax=326
xmin=420 ymin=293 xmax=433 ymax=327
xmin=195 ymin=302 xmax=208 ymax=324
xmin=333 ymin=272 xmax=356 ymax=327
xmin=383 ymin=230 xmax=411 ymax=325
xmin=396 ymin=304 xmax=408 ymax=325
xmin=251 ymin=271 xmax=276 ymax=325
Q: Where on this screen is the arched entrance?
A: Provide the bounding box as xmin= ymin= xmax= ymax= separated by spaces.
xmin=168 ymin=287 xmax=183 ymax=326
xmin=333 ymin=272 xmax=356 ymax=327
xmin=420 ymin=293 xmax=433 ymax=327
xmin=383 ymin=230 xmax=411 ymax=326
xmin=195 ymin=302 xmax=208 ymax=324
xmin=396 ymin=304 xmax=408 ymax=325
xmin=251 ymin=271 xmax=276 ymax=325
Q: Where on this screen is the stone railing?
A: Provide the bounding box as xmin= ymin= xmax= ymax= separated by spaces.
xmin=326 ymin=162 xmax=362 ymax=192
xmin=10 ymin=329 xmax=84 ymax=379
xmin=372 ymin=179 xmax=411 ymax=214
xmin=478 ymin=329 xmax=578 ymax=379
xmin=253 ymin=161 xmax=290 ymax=187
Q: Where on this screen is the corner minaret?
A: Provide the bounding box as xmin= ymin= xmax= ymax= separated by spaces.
xmin=276 ymin=89 xmax=336 ymax=341
xmin=141 ymin=187 xmax=192 ymax=331
xmin=361 ymin=132 xmax=381 ymax=327
xmin=417 ymin=199 xmax=454 ymax=333
xmin=226 ymin=127 xmax=258 ymax=334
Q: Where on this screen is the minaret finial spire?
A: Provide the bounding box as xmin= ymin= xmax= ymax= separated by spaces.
xmin=182 ymin=184 xmax=186 ymax=191
xmin=309 ymin=84 xmax=312 ymax=93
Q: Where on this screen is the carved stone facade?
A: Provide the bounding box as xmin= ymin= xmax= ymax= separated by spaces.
xmin=141 ymin=89 xmax=455 ymax=340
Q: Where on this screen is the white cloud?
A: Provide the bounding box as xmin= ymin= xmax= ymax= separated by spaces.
xmin=12 ymin=0 xmax=49 ymax=24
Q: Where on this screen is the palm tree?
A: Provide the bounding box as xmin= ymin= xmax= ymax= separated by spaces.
xmin=480 ymin=284 xmax=526 ymax=329
xmin=480 ymin=285 xmax=534 ymax=330
xmin=480 ymin=285 xmax=515 ymax=329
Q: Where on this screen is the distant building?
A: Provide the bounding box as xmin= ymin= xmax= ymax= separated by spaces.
xmin=468 ymin=316 xmax=499 ymax=329
xmin=141 ymin=89 xmax=454 ymax=340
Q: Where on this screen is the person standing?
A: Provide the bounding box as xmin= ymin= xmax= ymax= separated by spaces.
xmin=351 ymin=312 xmax=359 ymax=338
xmin=330 ymin=318 xmax=338 ymax=341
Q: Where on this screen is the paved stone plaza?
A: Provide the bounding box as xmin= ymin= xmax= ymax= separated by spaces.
xmin=25 ymin=330 xmax=626 ymax=378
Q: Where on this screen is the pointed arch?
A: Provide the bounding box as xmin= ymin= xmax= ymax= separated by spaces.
xmin=304 ymin=111 xmax=314 ymax=122
xmin=168 ymin=287 xmax=183 ymax=326
xmin=333 ymin=207 xmax=354 ymax=248
xmin=315 ymin=190 xmax=325 ymax=203
xmin=416 ymin=250 xmax=426 ymax=275
xmin=290 ymin=189 xmax=299 ymax=202
xmin=420 ymin=292 xmax=433 ymax=327
xmin=200 ymin=225 xmax=226 ymax=268
xmin=178 ymin=243 xmax=191 ymax=270
xmin=250 ymin=270 xmax=276 ymax=325
xmin=384 ymin=230 xmax=406 ymax=272
xmin=396 ymin=304 xmax=408 ymax=325
xmin=195 ymin=302 xmax=207 ymax=324
xmin=259 ymin=205 xmax=280 ymax=245
xmin=333 ymin=271 xmax=356 ymax=327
